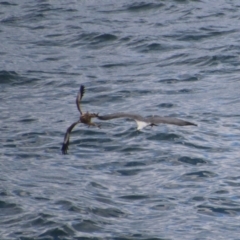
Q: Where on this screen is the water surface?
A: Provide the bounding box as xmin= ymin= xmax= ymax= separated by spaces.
xmin=1 ymin=1 xmax=240 ymax=239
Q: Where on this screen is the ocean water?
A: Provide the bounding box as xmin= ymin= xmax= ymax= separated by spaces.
xmin=1 ymin=0 xmax=240 ymax=239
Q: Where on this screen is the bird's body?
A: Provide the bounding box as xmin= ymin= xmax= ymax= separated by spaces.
xmin=80 ymin=112 xmax=99 ymax=126
xmin=61 ymin=85 xmax=99 ymax=154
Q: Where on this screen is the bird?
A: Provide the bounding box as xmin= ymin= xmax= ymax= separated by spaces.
xmin=61 ymin=85 xmax=99 ymax=154
xmin=97 ymin=112 xmax=197 ymax=130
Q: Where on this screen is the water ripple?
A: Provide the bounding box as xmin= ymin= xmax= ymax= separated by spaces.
xmin=1 ymin=0 xmax=240 ymax=239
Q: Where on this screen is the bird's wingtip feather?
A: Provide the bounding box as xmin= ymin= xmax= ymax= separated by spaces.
xmin=61 ymin=143 xmax=68 ymax=154
xmin=80 ymin=85 xmax=85 ymax=99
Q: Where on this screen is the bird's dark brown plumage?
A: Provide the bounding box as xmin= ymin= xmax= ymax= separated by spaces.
xmin=62 ymin=85 xmax=99 ymax=154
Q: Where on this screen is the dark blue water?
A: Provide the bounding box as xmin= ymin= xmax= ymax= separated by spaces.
xmin=1 ymin=1 xmax=240 ymax=239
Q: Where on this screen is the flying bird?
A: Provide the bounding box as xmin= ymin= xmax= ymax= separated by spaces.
xmin=61 ymin=87 xmax=197 ymax=154
xmin=61 ymin=85 xmax=99 ymax=154
xmin=97 ymin=112 xmax=197 ymax=130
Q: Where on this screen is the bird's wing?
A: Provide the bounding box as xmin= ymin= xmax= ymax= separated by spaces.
xmin=62 ymin=120 xmax=81 ymax=154
xmin=97 ymin=112 xmax=145 ymax=121
xmin=146 ymin=116 xmax=197 ymax=126
xmin=76 ymin=85 xmax=85 ymax=115
xmin=97 ymin=113 xmax=197 ymax=129
xmin=97 ymin=112 xmax=150 ymax=130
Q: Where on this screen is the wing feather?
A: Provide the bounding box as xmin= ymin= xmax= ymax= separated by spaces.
xmin=97 ymin=112 xmax=145 ymax=121
xmin=61 ymin=120 xmax=81 ymax=154
xmin=97 ymin=112 xmax=150 ymax=130
xmin=98 ymin=113 xmax=197 ymax=127
xmin=76 ymin=85 xmax=85 ymax=115
xmin=146 ymin=116 xmax=197 ymax=126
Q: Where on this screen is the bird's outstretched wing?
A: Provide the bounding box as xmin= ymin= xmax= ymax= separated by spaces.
xmin=97 ymin=112 xmax=197 ymax=130
xmin=62 ymin=120 xmax=81 ymax=154
xmin=97 ymin=112 xmax=145 ymax=121
xmin=146 ymin=116 xmax=197 ymax=126
xmin=97 ymin=112 xmax=150 ymax=130
xmin=76 ymin=85 xmax=85 ymax=115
